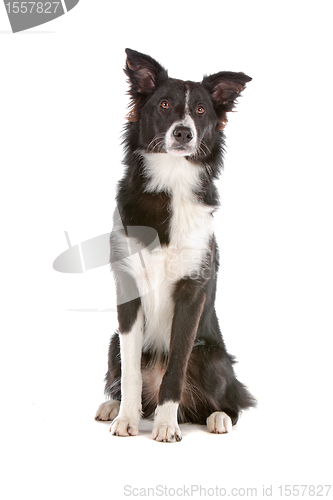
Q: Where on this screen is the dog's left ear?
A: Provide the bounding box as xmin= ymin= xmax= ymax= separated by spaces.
xmin=202 ymin=71 xmax=252 ymax=129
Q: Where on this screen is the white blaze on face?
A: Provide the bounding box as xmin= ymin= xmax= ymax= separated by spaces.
xmin=165 ymin=87 xmax=198 ymax=156
xmin=185 ymin=87 xmax=190 ymax=114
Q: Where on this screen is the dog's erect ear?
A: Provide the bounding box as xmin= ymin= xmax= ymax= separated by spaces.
xmin=125 ymin=48 xmax=168 ymax=95
xmin=202 ymin=71 xmax=252 ymax=129
xmin=124 ymin=49 xmax=168 ymax=122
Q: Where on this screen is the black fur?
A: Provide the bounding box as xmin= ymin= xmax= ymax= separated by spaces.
xmin=102 ymin=49 xmax=256 ymax=429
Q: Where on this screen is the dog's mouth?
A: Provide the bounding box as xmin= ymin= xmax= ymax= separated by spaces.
xmin=166 ymin=144 xmax=196 ymax=157
xmin=146 ymin=137 xmax=196 ymax=156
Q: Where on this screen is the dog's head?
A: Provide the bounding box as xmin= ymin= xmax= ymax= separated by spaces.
xmin=124 ymin=48 xmax=251 ymax=159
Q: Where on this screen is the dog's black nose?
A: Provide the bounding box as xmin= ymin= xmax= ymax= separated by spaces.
xmin=173 ymin=126 xmax=193 ymax=144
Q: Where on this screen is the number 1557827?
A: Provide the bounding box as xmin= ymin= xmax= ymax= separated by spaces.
xmin=5 ymin=2 xmax=60 ymax=14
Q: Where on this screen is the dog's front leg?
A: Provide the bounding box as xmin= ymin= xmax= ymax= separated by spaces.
xmin=110 ymin=298 xmax=143 ymax=437
xmin=153 ymin=279 xmax=206 ymax=442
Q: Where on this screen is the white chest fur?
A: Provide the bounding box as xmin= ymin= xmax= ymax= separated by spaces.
xmin=119 ymin=154 xmax=215 ymax=353
xmin=143 ymin=153 xmax=214 ymax=248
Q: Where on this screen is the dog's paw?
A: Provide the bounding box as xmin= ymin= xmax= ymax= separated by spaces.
xmin=152 ymin=402 xmax=182 ymax=443
xmin=206 ymin=411 xmax=232 ymax=434
xmin=152 ymin=423 xmax=182 ymax=443
xmin=109 ymin=415 xmax=139 ymax=437
xmin=95 ymin=400 xmax=120 ymax=421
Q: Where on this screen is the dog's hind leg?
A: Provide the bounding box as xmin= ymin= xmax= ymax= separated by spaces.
xmin=95 ymin=332 xmax=122 ymax=421
xmin=206 ymin=411 xmax=233 ymax=434
xmin=179 ymin=342 xmax=256 ymax=431
xmin=95 ymin=400 xmax=120 ymax=421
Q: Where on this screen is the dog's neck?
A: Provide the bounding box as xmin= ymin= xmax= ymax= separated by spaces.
xmin=141 ymin=152 xmax=215 ymax=249
xmin=142 ymin=152 xmax=203 ymax=196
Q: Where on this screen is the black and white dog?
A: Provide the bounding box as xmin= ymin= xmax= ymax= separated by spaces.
xmin=95 ymin=49 xmax=256 ymax=442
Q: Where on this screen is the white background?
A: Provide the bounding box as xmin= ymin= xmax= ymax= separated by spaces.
xmin=1 ymin=1 xmax=332 ymax=499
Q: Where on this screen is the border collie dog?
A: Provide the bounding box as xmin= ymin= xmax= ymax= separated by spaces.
xmin=95 ymin=49 xmax=256 ymax=442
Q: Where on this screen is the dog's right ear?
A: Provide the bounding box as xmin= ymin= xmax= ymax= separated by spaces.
xmin=125 ymin=48 xmax=168 ymax=94
xmin=124 ymin=49 xmax=168 ymax=122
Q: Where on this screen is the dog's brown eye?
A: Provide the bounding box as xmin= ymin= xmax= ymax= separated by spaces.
xmin=160 ymin=100 xmax=170 ymax=109
xmin=197 ymin=106 xmax=205 ymax=114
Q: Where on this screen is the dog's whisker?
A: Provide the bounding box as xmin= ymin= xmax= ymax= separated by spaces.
xmin=147 ymin=133 xmax=166 ymax=151
xmin=199 ymin=146 xmax=206 ymax=157
xmin=201 ymin=140 xmax=212 ymax=155
xmin=151 ymin=140 xmax=165 ymax=152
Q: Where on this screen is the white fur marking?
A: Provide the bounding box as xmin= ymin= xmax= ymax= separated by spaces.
xmin=185 ymin=86 xmax=190 ymax=115
xmin=110 ymin=309 xmax=144 ymax=436
xmin=152 ymin=401 xmax=182 ymax=442
xmin=206 ymin=411 xmax=232 ymax=434
xmin=165 ymin=114 xmax=198 ymax=156
xmin=143 ymin=153 xmax=214 ymax=248
xmin=95 ymin=400 xmax=120 ymax=421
